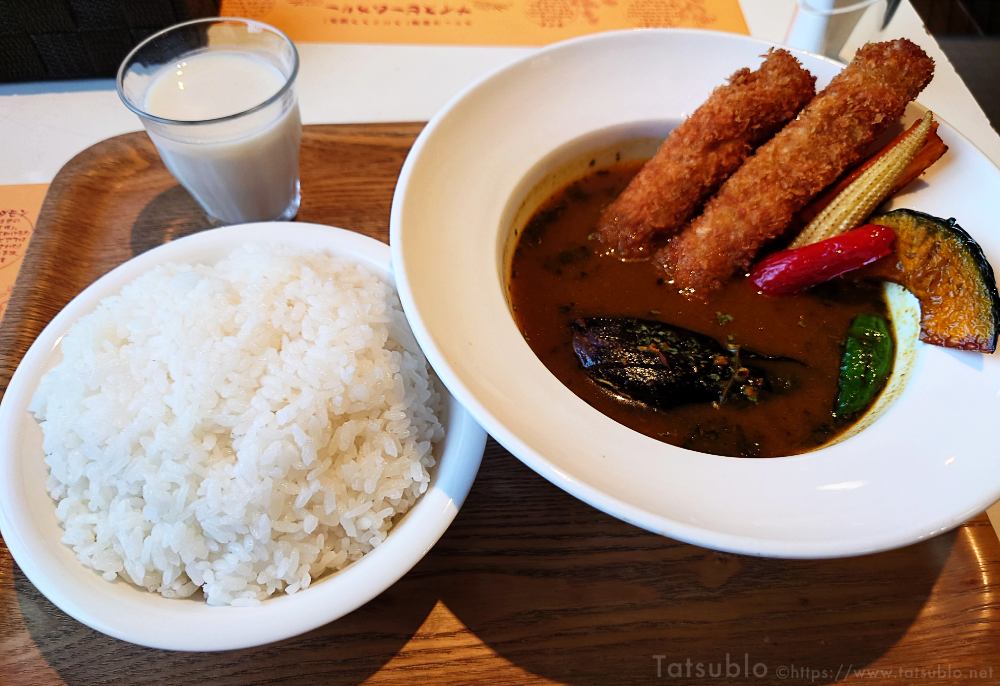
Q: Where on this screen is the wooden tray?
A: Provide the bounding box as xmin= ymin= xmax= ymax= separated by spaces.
xmin=2 ymin=124 xmax=998 ymax=685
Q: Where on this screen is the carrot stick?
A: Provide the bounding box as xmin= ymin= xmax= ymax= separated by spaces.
xmin=889 ymin=130 xmax=948 ymax=194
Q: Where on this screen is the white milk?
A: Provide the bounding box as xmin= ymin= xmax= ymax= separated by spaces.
xmin=143 ymin=51 xmax=301 ymax=224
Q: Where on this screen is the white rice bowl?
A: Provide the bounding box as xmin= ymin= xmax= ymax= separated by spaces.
xmin=29 ymin=244 xmax=443 ymax=606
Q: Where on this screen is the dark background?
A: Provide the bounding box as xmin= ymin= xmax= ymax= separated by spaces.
xmin=912 ymin=0 xmax=1000 ymax=129
xmin=0 ymin=0 xmax=219 ymax=82
xmin=0 ymin=0 xmax=996 ymax=132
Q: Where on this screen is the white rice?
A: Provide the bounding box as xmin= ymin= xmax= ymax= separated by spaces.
xmin=29 ymin=244 xmax=443 ymax=605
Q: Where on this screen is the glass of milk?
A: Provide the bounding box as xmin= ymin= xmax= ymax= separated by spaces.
xmin=786 ymin=0 xmax=889 ymax=61
xmin=117 ymin=18 xmax=301 ymax=225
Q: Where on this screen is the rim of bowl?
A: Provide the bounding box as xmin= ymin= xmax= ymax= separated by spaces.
xmin=0 ymin=223 xmax=485 ymax=650
xmin=389 ymin=28 xmax=1000 ymax=558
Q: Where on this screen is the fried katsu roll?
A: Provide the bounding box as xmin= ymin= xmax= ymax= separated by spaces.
xmin=658 ymin=39 xmax=935 ymax=294
xmin=597 ymin=49 xmax=816 ymax=258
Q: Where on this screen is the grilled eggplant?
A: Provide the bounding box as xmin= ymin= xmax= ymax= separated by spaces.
xmin=571 ymin=317 xmax=771 ymax=410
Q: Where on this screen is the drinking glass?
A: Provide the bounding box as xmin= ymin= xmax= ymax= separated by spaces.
xmin=786 ymin=0 xmax=890 ymax=61
xmin=117 ymin=18 xmax=301 ymax=225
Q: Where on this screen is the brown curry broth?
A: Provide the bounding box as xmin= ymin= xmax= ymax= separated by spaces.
xmin=508 ymin=161 xmax=891 ymax=458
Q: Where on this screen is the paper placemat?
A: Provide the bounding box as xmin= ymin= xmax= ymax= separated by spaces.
xmin=0 ymin=184 xmax=47 ymax=324
xmin=219 ymin=0 xmax=747 ymax=45
xmin=988 ymin=502 xmax=1000 ymax=535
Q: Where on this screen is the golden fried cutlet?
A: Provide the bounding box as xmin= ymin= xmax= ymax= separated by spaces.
xmin=658 ymin=39 xmax=935 ymax=295
xmin=596 ymin=49 xmax=815 ymax=259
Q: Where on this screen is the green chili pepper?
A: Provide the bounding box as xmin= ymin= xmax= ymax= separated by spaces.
xmin=835 ymin=314 xmax=894 ymax=419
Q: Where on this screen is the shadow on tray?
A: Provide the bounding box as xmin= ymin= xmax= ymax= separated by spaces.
xmin=426 ymin=443 xmax=953 ymax=686
xmin=17 ymin=441 xmax=952 ymax=686
xmin=16 ymin=560 xmax=436 ymax=685
xmin=130 ymin=186 xmax=213 ymax=255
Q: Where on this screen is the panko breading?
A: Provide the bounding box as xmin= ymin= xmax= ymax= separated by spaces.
xmin=596 ymin=49 xmax=815 ymax=259
xmin=658 ymin=39 xmax=935 ymax=294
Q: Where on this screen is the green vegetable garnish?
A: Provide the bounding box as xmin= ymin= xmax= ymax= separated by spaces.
xmin=835 ymin=314 xmax=894 ymax=419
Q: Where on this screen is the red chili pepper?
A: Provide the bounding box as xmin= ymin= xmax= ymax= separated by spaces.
xmin=750 ymin=224 xmax=896 ymax=296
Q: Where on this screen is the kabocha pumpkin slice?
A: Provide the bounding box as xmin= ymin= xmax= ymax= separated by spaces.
xmin=862 ymin=209 xmax=1000 ymax=352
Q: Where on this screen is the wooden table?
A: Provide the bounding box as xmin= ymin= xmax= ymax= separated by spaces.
xmin=2 ymin=124 xmax=1000 ymax=685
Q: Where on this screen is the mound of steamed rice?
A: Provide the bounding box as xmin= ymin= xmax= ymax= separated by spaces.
xmin=29 ymin=245 xmax=443 ymax=606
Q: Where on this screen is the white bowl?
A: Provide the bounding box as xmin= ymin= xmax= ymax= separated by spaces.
xmin=0 ymin=222 xmax=486 ymax=650
xmin=390 ymin=29 xmax=1000 ymax=558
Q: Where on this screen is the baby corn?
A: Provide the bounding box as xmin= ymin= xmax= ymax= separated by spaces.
xmin=790 ymin=111 xmax=934 ymax=248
